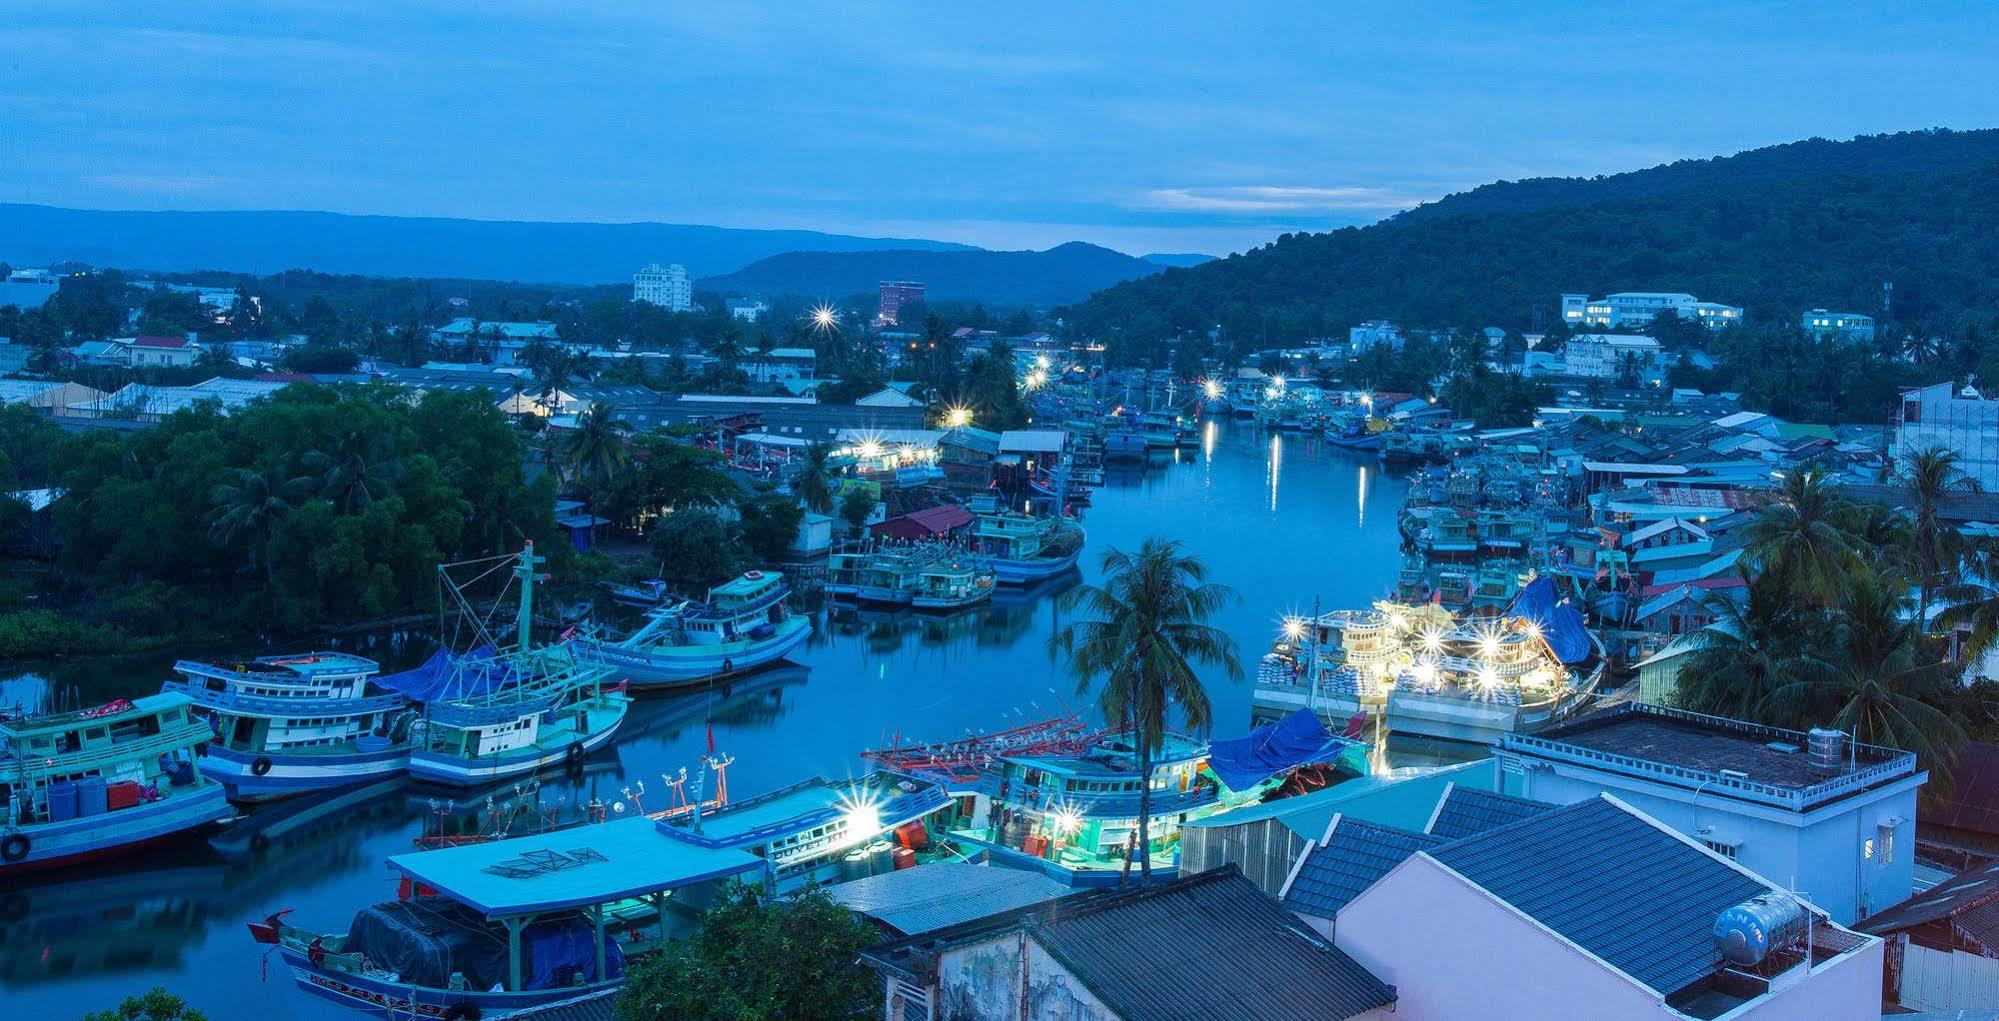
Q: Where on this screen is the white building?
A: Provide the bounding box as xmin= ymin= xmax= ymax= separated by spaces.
xmin=1801 ymin=309 xmax=1875 ymax=342
xmin=1563 ymin=333 xmax=1664 ymax=381
xmin=741 ymin=346 xmax=817 ymax=383
xmin=1349 ymin=320 xmax=1404 ymax=352
xmin=0 ymin=268 xmax=60 ymax=308
xmin=633 ymin=263 xmax=692 ymax=311
xmin=1562 ymin=292 xmax=1743 ymax=330
xmin=1494 ymin=704 xmax=1925 ymax=924
xmin=1896 ymin=382 xmax=1999 ymax=490
xmin=1335 ymin=794 xmax=1883 ymax=1021
xmin=726 ymin=298 xmax=769 ymax=322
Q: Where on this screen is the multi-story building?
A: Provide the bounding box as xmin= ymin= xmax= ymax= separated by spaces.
xmin=1563 ymin=333 xmax=1664 ymax=381
xmin=878 ymin=280 xmax=925 ymax=326
xmin=1561 ymin=292 xmax=1743 ymax=330
xmin=1896 ymin=381 xmax=1999 ymax=489
xmin=725 ymin=298 xmax=769 ymax=322
xmin=1348 ymin=320 xmax=1404 ymax=352
xmin=1493 ymin=703 xmax=1925 ymax=923
xmin=633 ymin=263 xmax=692 ymax=311
xmin=1801 ymin=309 xmax=1876 ymax=342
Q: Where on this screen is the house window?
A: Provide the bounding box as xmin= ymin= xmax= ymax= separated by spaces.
xmin=1877 ymin=823 xmax=1896 ymax=865
xmin=1863 ymin=837 xmax=1876 ymax=861
xmin=1701 ymin=839 xmax=1739 ymax=860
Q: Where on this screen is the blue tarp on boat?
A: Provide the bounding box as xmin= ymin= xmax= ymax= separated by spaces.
xmin=1206 ymin=709 xmax=1350 ymax=792
xmin=376 ymin=646 xmax=507 ymax=703
xmin=1507 ymin=577 xmax=1592 ymax=664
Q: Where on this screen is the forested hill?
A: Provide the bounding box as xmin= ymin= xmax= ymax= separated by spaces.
xmin=1393 ymin=128 xmax=1999 ymax=225
xmin=701 ymin=242 xmax=1166 ymax=307
xmin=1067 ymin=132 xmax=1999 ymax=347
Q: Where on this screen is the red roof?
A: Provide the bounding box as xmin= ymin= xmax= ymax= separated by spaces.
xmin=132 ymin=335 xmax=194 ymax=349
xmin=870 ymin=504 xmax=975 ymax=540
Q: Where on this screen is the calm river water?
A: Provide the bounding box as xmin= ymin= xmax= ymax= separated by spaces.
xmin=1 ymin=419 xmax=1437 ymax=1018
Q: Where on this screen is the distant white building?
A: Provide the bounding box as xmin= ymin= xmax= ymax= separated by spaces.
xmin=1561 ymin=292 xmax=1742 ymax=330
xmin=633 ymin=263 xmax=692 ymax=311
xmin=0 ymin=268 xmax=60 ymax=309
xmin=1563 ymin=333 xmax=1664 ymax=381
xmin=742 ymin=346 xmax=817 ymax=383
xmin=1802 ymin=309 xmax=1875 ymax=342
xmin=1896 ymin=381 xmax=1999 ymax=489
xmin=1349 ymin=320 xmax=1403 ymax=352
xmin=726 ymin=298 xmax=769 ymax=322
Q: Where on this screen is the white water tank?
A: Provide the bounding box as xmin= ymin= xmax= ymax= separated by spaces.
xmin=1806 ymin=728 xmax=1847 ymax=775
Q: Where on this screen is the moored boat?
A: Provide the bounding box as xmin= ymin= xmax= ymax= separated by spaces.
xmin=576 ymin=570 xmax=811 ymax=690
xmin=970 ymin=512 xmax=1084 ymax=585
xmin=1 ymin=693 xmax=235 ymax=875
xmin=163 ymin=652 xmax=412 ymax=802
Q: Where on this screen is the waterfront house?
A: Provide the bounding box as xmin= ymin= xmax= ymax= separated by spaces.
xmin=827 ymin=860 xmax=1068 ymax=938
xmin=1335 ymin=795 xmax=1882 ymax=1020
xmin=1494 ymin=703 xmax=1925 ymax=923
xmin=861 ymin=866 xmax=1397 ymax=1021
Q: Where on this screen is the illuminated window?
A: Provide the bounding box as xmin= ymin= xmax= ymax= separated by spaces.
xmin=1863 ymin=837 xmax=1876 ymax=860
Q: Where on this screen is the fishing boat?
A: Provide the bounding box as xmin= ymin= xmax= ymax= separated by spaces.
xmin=1 ymin=693 xmax=235 ymax=875
xmin=576 ymin=570 xmax=811 ymax=690
xmin=1139 ymin=409 xmax=1180 ymax=451
xmin=405 ymin=544 xmax=631 ymax=786
xmin=162 ymin=652 xmax=412 ymax=802
xmin=825 ymin=541 xmax=995 ymax=611
xmin=864 ymin=712 xmax=1356 ymax=887
xmin=252 ymin=815 xmax=769 ymax=1020
xmin=602 ymin=577 xmax=669 ymax=608
xmin=912 ymin=556 xmax=995 ymax=610
xmin=1250 ymin=579 xmax=1604 ymax=746
xmin=970 ymin=511 xmax=1084 ymax=585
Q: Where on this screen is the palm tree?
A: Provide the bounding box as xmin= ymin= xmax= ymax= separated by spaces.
xmin=303 ymin=429 xmax=402 ymax=513
xmin=1745 ymin=466 xmax=1860 ymax=606
xmin=1761 ymin=569 xmax=1965 ymax=784
xmin=792 ymin=442 xmax=836 ymax=515
xmin=208 ymin=462 xmax=309 ymax=585
xmin=1896 ymin=446 xmax=1979 ymax=627
xmin=564 ymin=402 xmax=629 ymax=496
xmin=1050 ymin=539 xmax=1242 ymax=884
xmin=1935 ymin=538 xmax=1999 ymax=662
xmin=1672 ymin=571 xmax=1802 ymax=721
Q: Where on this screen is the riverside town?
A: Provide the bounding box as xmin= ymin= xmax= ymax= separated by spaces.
xmin=9 ymin=6 xmax=1999 ymax=1021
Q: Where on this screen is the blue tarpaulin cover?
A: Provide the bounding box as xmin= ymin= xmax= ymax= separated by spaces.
xmin=377 ymin=646 xmax=507 ymax=703
xmin=1508 ymin=577 xmax=1593 ymax=664
xmin=1206 ymin=709 xmax=1350 ymax=791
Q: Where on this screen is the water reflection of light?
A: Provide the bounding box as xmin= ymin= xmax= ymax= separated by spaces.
xmin=1203 ymin=419 xmax=1217 ymax=459
xmin=1356 ymin=464 xmax=1369 ymax=528
xmin=1268 ymin=433 xmax=1283 ymax=512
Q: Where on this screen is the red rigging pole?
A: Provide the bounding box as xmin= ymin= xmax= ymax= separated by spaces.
xmin=862 ymin=713 xmax=1102 ymax=784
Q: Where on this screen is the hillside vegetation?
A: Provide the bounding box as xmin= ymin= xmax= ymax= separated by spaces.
xmin=701 ymin=241 xmax=1164 ymax=307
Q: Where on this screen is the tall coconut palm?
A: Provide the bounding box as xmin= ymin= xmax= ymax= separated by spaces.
xmin=1050 ymin=538 xmax=1242 ymax=884
xmin=1896 ymin=445 xmax=1979 ymax=627
xmin=1762 ymin=568 xmax=1965 ymax=784
xmin=1936 ymin=537 xmax=1999 ymax=661
xmin=564 ymin=402 xmax=629 ymax=496
xmin=792 ymin=442 xmax=837 ymax=515
xmin=208 ymin=462 xmax=309 ymax=585
xmin=303 ymin=429 xmax=402 ymax=513
xmin=1671 ymin=571 xmax=1803 ymax=721
xmin=1745 ymin=465 xmax=1859 ymax=606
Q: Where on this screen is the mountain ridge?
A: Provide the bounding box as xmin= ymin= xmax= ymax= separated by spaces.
xmin=701 ymin=241 xmax=1167 ymax=307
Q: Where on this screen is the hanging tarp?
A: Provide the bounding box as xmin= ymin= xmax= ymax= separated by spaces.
xmin=523 ymin=917 xmax=626 ymax=989
xmin=376 ymin=646 xmax=505 ymax=703
xmin=1206 ymin=709 xmax=1350 ymax=792
xmin=345 ymin=899 xmax=508 ymax=991
xmin=1507 ymin=577 xmax=1592 ymax=664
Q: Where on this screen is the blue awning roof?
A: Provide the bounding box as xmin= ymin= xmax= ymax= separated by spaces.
xmin=1205 ymin=709 xmax=1354 ymax=791
xmin=377 ymin=646 xmax=507 ymax=702
xmin=1507 ymin=577 xmax=1593 ymax=664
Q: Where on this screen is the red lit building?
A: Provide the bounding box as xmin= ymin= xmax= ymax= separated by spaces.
xmin=877 ymin=280 xmax=925 ymax=326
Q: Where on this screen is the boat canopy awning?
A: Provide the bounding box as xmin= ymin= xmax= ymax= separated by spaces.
xmin=1205 ymin=710 xmax=1354 ymax=792
xmin=1506 ymin=577 xmax=1593 ymax=664
xmin=376 ymin=647 xmax=505 ymax=703
xmin=386 ymin=817 xmax=766 ymax=918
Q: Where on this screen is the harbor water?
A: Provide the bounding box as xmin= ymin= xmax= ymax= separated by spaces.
xmin=0 ymin=419 xmax=1441 ymax=1018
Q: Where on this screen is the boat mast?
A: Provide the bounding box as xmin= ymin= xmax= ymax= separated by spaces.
xmin=514 ymin=541 xmax=543 ymax=653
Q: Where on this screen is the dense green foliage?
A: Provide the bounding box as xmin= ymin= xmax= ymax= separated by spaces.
xmin=80 ymin=987 xmax=207 ymax=1021
xmin=614 ymin=883 xmax=881 ymax=1021
xmin=20 ymin=384 xmax=556 ymax=634
xmin=1070 ymin=133 xmax=1999 ymax=378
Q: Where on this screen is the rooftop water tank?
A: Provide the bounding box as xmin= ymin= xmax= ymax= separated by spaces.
xmin=1714 ymin=892 xmax=1808 ymax=967
xmin=1806 ymin=728 xmax=1847 ymax=775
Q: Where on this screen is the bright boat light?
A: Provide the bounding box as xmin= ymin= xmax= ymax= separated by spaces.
xmin=1282 ymin=617 xmax=1306 ymax=641
xmin=1050 ymin=809 xmax=1081 ymax=835
xmin=1201 ymin=378 xmax=1225 ymax=400
xmin=859 ymin=440 xmax=883 ymax=458
xmin=838 ymin=792 xmax=883 ymax=846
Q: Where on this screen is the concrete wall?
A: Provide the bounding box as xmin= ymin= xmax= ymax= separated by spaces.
xmin=933 ymin=933 xmax=1118 ymax=1021
xmin=1337 ymin=854 xmax=1665 ymax=1020
xmin=1732 ymin=940 xmax=1884 ymax=1021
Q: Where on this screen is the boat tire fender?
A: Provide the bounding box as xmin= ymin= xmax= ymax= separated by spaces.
xmin=0 ymin=833 xmax=27 ymax=862
xmin=566 ymin=742 xmax=584 ymax=765
xmin=441 ymin=1003 xmax=482 ymax=1021
xmin=251 ymin=757 xmax=274 ymax=777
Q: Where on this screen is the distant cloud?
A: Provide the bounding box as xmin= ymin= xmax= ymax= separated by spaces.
xmin=1134 ymin=185 xmax=1429 ymax=213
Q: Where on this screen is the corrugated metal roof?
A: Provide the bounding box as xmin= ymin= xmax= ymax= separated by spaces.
xmin=1429 ymin=796 xmax=1768 ymax=997
xmin=826 ymin=861 xmax=1067 ymax=936
xmin=1424 ymin=786 xmax=1554 ymax=840
xmin=1282 ymin=816 xmax=1442 ymax=919
xmin=501 ymin=990 xmax=618 ymax=1021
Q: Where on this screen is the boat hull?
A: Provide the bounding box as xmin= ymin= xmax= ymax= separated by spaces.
xmin=990 ymin=548 xmax=1082 ymax=585
xmin=578 ymin=617 xmax=811 ymax=690
xmin=201 ymin=742 xmax=410 ymax=802
xmin=0 ymin=782 xmax=234 ymax=876
xmin=407 ymin=703 xmax=627 ymax=786
xmin=911 ymin=591 xmax=992 ymax=611
xmin=275 ymin=948 xmax=620 ymax=1021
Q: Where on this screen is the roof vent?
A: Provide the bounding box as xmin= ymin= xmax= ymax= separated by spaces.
xmin=1765 ymin=741 xmax=1800 ymax=754
xmin=1806 ymin=728 xmax=1847 ymax=775
xmin=1715 ymin=893 xmax=1808 ymax=967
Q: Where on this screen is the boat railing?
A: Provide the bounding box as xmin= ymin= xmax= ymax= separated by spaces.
xmin=161 ymin=679 xmax=407 ymax=717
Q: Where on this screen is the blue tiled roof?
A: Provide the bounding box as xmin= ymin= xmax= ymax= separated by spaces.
xmin=1429 ymin=796 xmax=1768 ymax=997
xmin=1425 ymin=785 xmax=1554 ymax=840
xmin=1283 ymin=816 xmax=1443 ymax=919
